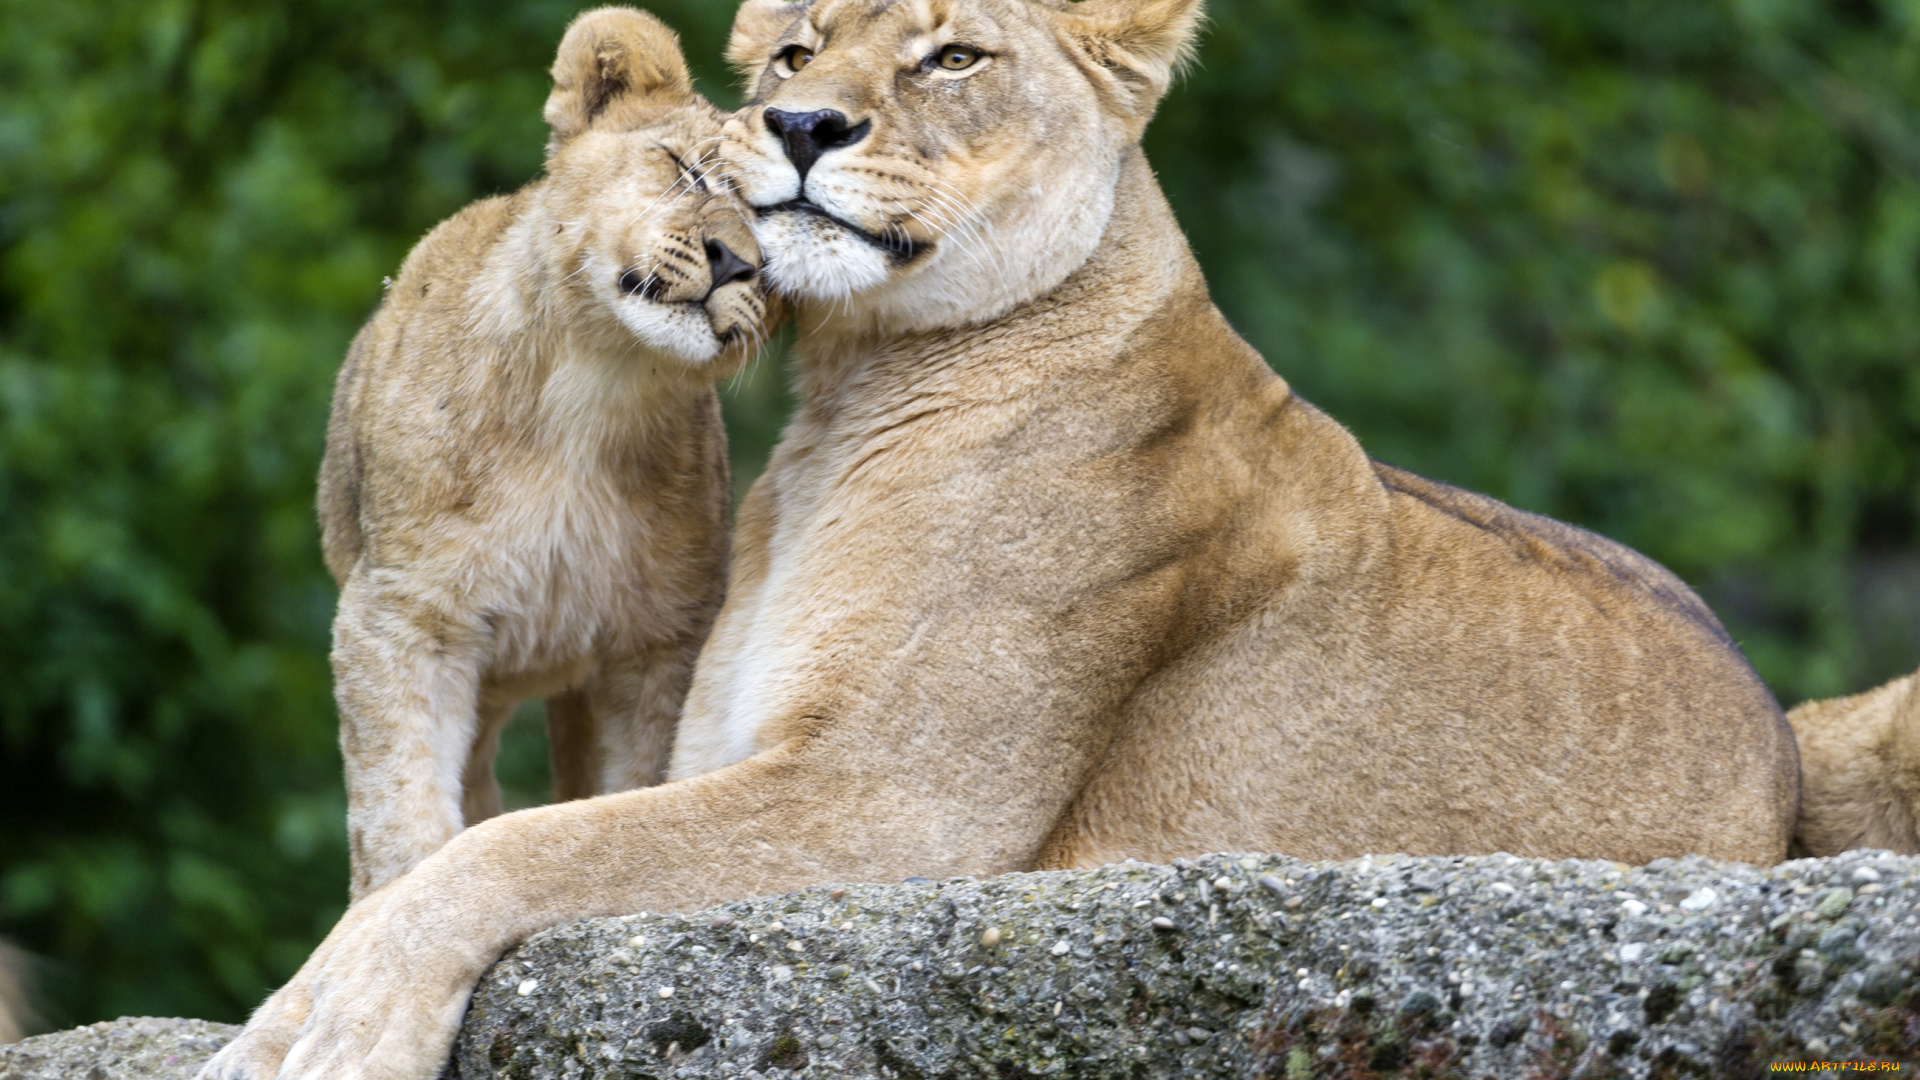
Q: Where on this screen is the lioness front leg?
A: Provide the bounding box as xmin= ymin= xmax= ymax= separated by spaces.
xmin=333 ymin=571 xmax=488 ymax=901
xmin=195 ymin=704 xmax=1111 ymax=1080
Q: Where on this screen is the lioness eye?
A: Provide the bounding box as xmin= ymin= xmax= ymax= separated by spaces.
xmin=936 ymin=44 xmax=981 ymax=71
xmin=778 ymin=45 xmax=814 ymax=74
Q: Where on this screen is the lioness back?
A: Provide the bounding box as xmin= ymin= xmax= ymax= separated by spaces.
xmin=1373 ymin=464 xmax=1746 ymax=646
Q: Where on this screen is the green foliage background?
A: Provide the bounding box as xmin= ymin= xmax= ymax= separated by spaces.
xmin=0 ymin=0 xmax=1915 ymax=1029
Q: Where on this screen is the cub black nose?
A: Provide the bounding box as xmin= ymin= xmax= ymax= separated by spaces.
xmin=704 ymin=240 xmax=756 ymax=294
xmin=763 ymin=108 xmax=871 ymax=181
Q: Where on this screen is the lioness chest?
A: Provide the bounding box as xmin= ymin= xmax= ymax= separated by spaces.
xmin=668 ymin=421 xmax=840 ymax=777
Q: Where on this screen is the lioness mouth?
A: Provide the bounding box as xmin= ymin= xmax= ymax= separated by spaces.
xmin=767 ymin=198 xmax=926 ymax=264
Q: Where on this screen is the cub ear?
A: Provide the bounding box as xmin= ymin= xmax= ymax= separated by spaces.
xmin=727 ymin=0 xmax=808 ymax=86
xmin=545 ymin=6 xmax=695 ymax=152
xmin=1056 ymin=0 xmax=1204 ymax=125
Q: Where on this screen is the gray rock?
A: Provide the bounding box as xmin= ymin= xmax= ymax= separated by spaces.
xmin=0 ymin=1017 xmax=238 ymax=1080
xmin=453 ymin=851 xmax=1920 ymax=1078
xmin=16 ymin=852 xmax=1920 ymax=1078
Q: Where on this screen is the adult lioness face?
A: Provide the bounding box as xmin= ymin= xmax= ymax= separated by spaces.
xmin=720 ymin=0 xmax=1199 ymax=332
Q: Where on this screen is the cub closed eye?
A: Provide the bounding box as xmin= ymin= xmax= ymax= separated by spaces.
xmin=775 ymin=44 xmax=814 ymax=76
xmin=933 ymin=44 xmax=983 ymax=71
xmin=663 ymin=148 xmax=708 ymax=193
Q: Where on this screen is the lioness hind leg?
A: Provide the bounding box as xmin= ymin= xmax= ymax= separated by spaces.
xmin=546 ymin=688 xmax=600 ymax=802
xmin=332 ymin=574 xmax=487 ymax=902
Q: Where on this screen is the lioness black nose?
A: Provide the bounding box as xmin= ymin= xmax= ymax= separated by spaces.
xmin=764 ymin=108 xmax=870 ymax=181
xmin=704 ymin=239 xmax=756 ymax=293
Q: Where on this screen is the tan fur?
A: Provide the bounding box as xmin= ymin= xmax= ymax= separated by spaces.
xmin=1788 ymin=666 xmax=1920 ymax=856
xmin=0 ymin=943 xmax=29 ymax=1043
xmin=200 ymin=2 xmax=1799 ymax=1075
xmin=317 ymin=6 xmax=774 ymax=901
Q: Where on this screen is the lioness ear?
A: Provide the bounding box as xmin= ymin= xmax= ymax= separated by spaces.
xmin=1056 ymin=0 xmax=1204 ymax=124
xmin=727 ymin=0 xmax=808 ymax=86
xmin=545 ymin=6 xmax=695 ymax=152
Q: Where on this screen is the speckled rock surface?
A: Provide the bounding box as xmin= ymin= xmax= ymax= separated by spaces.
xmin=0 ymin=1017 xmax=238 ymax=1079
xmin=14 ymin=852 xmax=1918 ymax=1078
xmin=454 ymin=851 xmax=1920 ymax=1079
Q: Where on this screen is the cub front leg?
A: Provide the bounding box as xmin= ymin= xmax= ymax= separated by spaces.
xmin=583 ymin=640 xmax=700 ymax=794
xmin=461 ymin=699 xmax=516 ymax=826
xmin=333 ymin=571 xmax=488 ymax=901
xmin=544 ymin=687 xmax=599 ymax=802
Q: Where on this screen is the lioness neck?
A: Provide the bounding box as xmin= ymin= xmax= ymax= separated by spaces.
xmin=787 ymin=148 xmax=1273 ymax=415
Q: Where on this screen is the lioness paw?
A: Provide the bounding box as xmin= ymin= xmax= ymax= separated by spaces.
xmin=196 ymin=1027 xmax=295 ymax=1080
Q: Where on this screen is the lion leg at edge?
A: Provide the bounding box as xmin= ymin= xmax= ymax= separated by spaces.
xmin=1789 ymin=666 xmax=1920 ymax=856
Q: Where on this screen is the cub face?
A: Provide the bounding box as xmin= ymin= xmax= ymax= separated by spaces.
xmin=546 ymin=121 xmax=767 ymax=367
xmin=543 ymin=7 xmax=775 ymax=367
xmin=717 ymin=0 xmax=1201 ymax=333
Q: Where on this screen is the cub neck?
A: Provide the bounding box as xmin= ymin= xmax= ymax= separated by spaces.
xmin=472 ymin=186 xmax=718 ymax=464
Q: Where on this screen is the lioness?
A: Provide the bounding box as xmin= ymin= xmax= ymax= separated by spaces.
xmin=318 ymin=6 xmax=770 ymax=900
xmin=1789 ymin=663 xmax=1920 ymax=857
xmin=200 ymin=0 xmax=1798 ymax=1075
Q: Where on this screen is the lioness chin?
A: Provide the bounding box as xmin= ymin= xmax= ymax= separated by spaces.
xmin=204 ymin=1 xmax=1802 ymax=1076
xmin=317 ymin=6 xmax=772 ymax=901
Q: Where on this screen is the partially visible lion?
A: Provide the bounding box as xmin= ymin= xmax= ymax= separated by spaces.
xmin=200 ymin=1 xmax=1800 ymax=1076
xmin=317 ymin=6 xmax=772 ymax=900
xmin=0 ymin=943 xmax=28 ymax=1043
xmin=1790 ymin=664 xmax=1920 ymax=856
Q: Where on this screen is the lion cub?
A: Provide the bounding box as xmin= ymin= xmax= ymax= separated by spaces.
xmin=318 ymin=7 xmax=771 ymax=900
